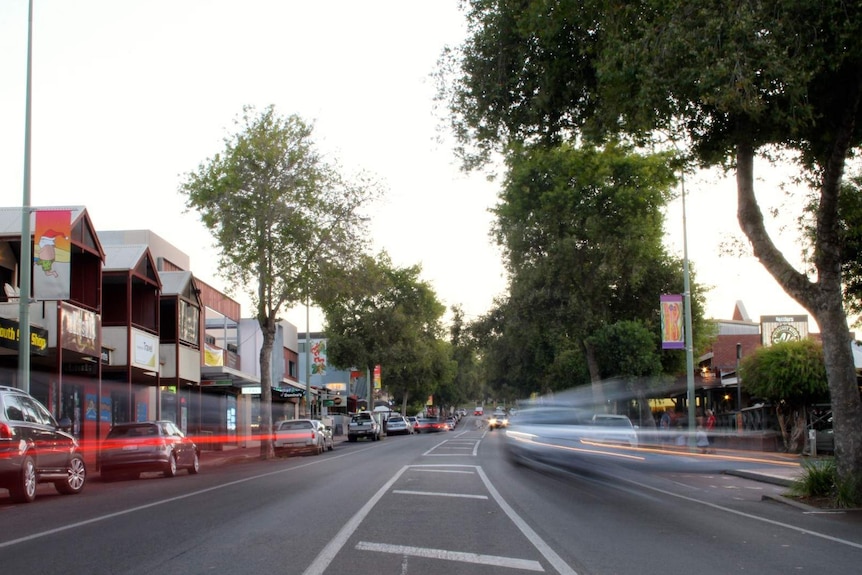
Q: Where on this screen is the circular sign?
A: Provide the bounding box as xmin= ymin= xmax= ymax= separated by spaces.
xmin=333 ymin=396 xmax=342 ymax=406
xmin=770 ymin=324 xmax=801 ymax=344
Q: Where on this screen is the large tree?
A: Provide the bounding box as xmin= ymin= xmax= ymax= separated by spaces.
xmin=442 ymin=0 xmax=862 ymax=499
xmin=474 ymin=142 xmax=710 ymax=401
xmin=180 ymin=105 xmax=377 ymax=459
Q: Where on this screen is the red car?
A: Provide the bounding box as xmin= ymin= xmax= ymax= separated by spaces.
xmin=413 ymin=418 xmax=449 ymax=433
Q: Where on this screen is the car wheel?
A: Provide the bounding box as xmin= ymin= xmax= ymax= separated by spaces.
xmin=10 ymin=455 xmax=37 ymax=503
xmin=55 ymin=454 xmax=86 ymax=495
xmin=164 ymin=453 xmax=177 ymax=478
xmin=188 ymin=451 xmax=200 ymax=474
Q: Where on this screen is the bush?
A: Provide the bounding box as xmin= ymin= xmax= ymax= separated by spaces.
xmin=789 ymin=458 xmax=862 ymax=508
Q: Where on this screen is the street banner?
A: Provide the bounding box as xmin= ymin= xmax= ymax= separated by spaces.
xmin=660 ymin=294 xmax=685 ymax=349
xmin=33 ymin=209 xmax=71 ymax=300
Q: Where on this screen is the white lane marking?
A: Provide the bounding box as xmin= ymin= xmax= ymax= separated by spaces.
xmin=392 ymin=489 xmax=488 ymax=500
xmin=414 ymin=469 xmax=474 ymax=474
xmin=302 ymin=465 xmax=409 ymax=575
xmin=355 ymin=541 xmax=544 ymax=572
xmin=0 ymin=448 xmax=364 ymax=550
xmin=476 ymin=467 xmax=579 ymax=575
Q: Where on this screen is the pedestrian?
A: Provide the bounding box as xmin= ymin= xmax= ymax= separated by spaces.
xmin=705 ymin=408 xmax=716 ymax=449
xmin=659 ymin=409 xmax=673 ymax=444
xmin=696 ymin=424 xmax=710 ymax=454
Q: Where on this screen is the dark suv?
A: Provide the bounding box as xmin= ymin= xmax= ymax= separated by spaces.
xmin=0 ymin=385 xmax=87 ymax=503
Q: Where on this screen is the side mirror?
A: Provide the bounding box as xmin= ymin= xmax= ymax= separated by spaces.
xmin=59 ymin=417 xmax=72 ymax=430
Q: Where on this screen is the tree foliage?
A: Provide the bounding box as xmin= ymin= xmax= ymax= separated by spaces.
xmin=740 ymin=339 xmax=830 ymax=452
xmin=442 ymin=0 xmax=862 ymax=496
xmin=471 ymin=142 xmax=711 ymax=400
xmin=180 ymin=105 xmax=377 ymax=458
xmin=319 ymin=252 xmax=454 ymax=413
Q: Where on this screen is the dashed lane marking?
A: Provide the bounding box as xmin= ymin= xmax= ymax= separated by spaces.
xmin=392 ymin=489 xmax=488 ymax=500
xmin=355 ymin=541 xmax=544 ymax=572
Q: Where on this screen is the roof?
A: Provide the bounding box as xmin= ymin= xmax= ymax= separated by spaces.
xmin=102 ymin=244 xmax=149 ymax=271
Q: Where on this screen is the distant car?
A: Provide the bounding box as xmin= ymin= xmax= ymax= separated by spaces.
xmin=445 ymin=416 xmax=457 ymax=430
xmin=0 ymin=385 xmax=87 ymax=503
xmin=488 ymin=409 xmax=509 ymax=430
xmin=474 ymin=406 xmax=484 ymax=416
xmin=99 ymin=420 xmax=200 ymax=481
xmin=385 ymin=415 xmax=412 ymax=436
xmin=414 ymin=418 xmax=449 ymax=433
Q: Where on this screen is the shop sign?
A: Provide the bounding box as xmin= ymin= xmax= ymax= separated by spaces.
xmin=0 ymin=317 xmax=49 ymax=356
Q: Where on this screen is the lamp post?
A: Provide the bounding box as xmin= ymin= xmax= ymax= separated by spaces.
xmin=681 ymin=171 xmax=696 ymax=449
xmin=17 ymin=0 xmax=34 ymax=393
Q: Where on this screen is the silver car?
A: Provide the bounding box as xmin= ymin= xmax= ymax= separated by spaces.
xmin=385 ymin=415 xmax=412 ymax=436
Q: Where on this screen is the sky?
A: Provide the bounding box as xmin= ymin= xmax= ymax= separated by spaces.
xmin=0 ymin=0 xmax=818 ymax=333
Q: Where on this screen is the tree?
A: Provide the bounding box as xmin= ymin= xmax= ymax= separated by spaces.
xmin=473 ymin=141 xmax=710 ymax=402
xmin=739 ymin=339 xmax=829 ymax=453
xmin=319 ymin=252 xmax=454 ymax=414
xmin=180 ymin=105 xmax=377 ymax=459
xmin=442 ymin=0 xmax=862 ymax=499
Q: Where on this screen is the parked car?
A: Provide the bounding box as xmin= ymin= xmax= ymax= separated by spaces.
xmin=406 ymin=416 xmax=419 ymax=433
xmin=413 ymin=418 xmax=449 ymax=433
xmin=385 ymin=415 xmax=412 ymax=435
xmin=273 ymin=419 xmax=331 ymax=455
xmin=0 ymin=385 xmax=87 ymax=503
xmin=99 ymin=420 xmax=200 ymax=480
xmin=445 ymin=416 xmax=457 ymax=430
xmin=347 ymin=412 xmax=381 ymax=442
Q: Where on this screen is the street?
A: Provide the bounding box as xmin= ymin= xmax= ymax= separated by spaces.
xmin=1 ymin=417 xmax=860 ymax=575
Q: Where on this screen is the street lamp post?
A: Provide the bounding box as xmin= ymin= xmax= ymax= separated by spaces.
xmin=681 ymin=171 xmax=696 ymax=449
xmin=18 ymin=0 xmax=35 ymax=393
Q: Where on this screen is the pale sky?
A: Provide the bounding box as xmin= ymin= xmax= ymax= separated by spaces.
xmin=1 ymin=0 xmax=818 ymax=333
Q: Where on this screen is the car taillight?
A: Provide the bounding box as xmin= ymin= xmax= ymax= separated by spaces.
xmin=0 ymin=422 xmax=13 ymax=439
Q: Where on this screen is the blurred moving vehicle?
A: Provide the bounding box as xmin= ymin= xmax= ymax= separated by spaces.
xmin=0 ymin=385 xmax=87 ymax=503
xmin=99 ymin=420 xmax=200 ymax=480
xmin=504 ymin=405 xmax=640 ymax=470
xmin=413 ymin=418 xmax=449 ymax=433
xmin=488 ymin=408 xmax=509 ymax=430
xmin=385 ymin=415 xmax=412 ymax=435
xmin=273 ymin=419 xmax=331 ymax=455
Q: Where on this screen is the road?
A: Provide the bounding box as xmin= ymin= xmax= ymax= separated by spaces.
xmin=0 ymin=417 xmax=860 ymax=574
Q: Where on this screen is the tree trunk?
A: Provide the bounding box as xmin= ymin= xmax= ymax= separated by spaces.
xmin=737 ymin=144 xmax=862 ymax=497
xmin=584 ymin=340 xmax=606 ymax=408
xmin=258 ymin=316 xmax=276 ymax=460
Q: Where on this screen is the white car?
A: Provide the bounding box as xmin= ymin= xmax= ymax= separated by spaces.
xmin=488 ymin=409 xmax=509 ymax=430
xmin=587 ymin=414 xmax=639 ymax=448
xmin=385 ymin=415 xmax=412 ymax=436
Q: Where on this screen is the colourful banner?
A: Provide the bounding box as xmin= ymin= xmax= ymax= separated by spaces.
xmin=311 ymin=339 xmax=327 ymax=375
xmin=660 ymin=294 xmax=685 ymax=349
xmin=33 ymin=209 xmax=72 ymax=300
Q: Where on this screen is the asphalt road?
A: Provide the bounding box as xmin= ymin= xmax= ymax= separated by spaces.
xmin=1 ymin=418 xmax=860 ymax=575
